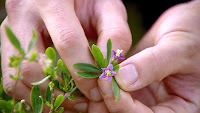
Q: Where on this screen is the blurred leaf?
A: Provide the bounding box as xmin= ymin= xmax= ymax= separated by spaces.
xmin=75 ymin=72 xmax=100 ymax=78
xmin=9 ymin=55 xmax=23 ymax=68
xmin=107 ymin=38 xmax=112 ymax=62
xmin=55 ymin=107 xmax=64 ymax=113
xmin=91 ymin=45 xmax=105 ymax=68
xmin=54 ymin=95 xmax=64 ymax=108
xmin=0 ymin=81 xmax=4 ymax=96
xmin=57 ymin=59 xmax=71 ymax=77
xmin=0 ymin=100 xmax=12 ymax=113
xmin=68 ymin=95 xmax=75 ymax=101
xmin=113 ymin=64 xmax=120 ymax=73
xmin=73 ymin=63 xmax=102 ymax=73
xmin=31 ymin=76 xmax=50 ymax=85
xmin=27 ymin=30 xmax=37 ymax=53
xmin=28 ymin=51 xmax=37 ymax=62
xmin=45 ymin=47 xmax=56 ymax=64
xmin=45 ymin=86 xmax=51 ymax=103
xmin=30 ymin=85 xmax=43 ymax=113
xmin=5 ymin=26 xmax=24 ymax=54
xmin=14 ymin=102 xmax=22 ymax=111
xmin=112 ymin=77 xmax=120 ymax=102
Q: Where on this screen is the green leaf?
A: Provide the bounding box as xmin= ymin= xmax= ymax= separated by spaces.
xmin=31 ymin=76 xmax=50 ymax=85
xmin=111 ymin=60 xmax=118 ymax=67
xmin=0 ymin=100 xmax=12 ymax=113
xmin=57 ymin=59 xmax=71 ymax=76
xmin=45 ymin=86 xmax=51 ymax=103
xmin=27 ymin=30 xmax=37 ymax=53
xmin=28 ymin=51 xmax=38 ymax=62
xmin=91 ymin=45 xmax=105 ymax=68
xmin=113 ymin=64 xmax=120 ymax=73
xmin=31 ymin=85 xmax=43 ymax=113
xmin=112 ymin=77 xmax=120 ymax=102
xmin=75 ymin=72 xmax=100 ymax=78
xmin=5 ymin=26 xmax=24 ymax=54
xmin=14 ymin=102 xmax=22 ymax=111
xmin=55 ymin=107 xmax=64 ymax=113
xmin=107 ymin=38 xmax=112 ymax=62
xmin=54 ymin=95 xmax=64 ymax=108
xmin=45 ymin=47 xmax=56 ymax=63
xmin=73 ymin=63 xmax=102 ymax=73
xmin=68 ymin=95 xmax=75 ymax=101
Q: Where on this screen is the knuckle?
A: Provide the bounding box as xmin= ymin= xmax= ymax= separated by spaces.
xmin=56 ymin=29 xmax=82 ymax=51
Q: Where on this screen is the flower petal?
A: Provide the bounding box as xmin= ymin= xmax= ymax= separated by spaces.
xmin=99 ymin=73 xmax=106 ymax=79
xmin=107 ymin=64 xmax=113 ymax=70
xmin=111 ymin=71 xmax=116 ymax=76
xmin=107 ymin=76 xmax=112 ymax=82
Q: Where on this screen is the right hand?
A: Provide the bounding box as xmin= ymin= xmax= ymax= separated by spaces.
xmin=1 ymin=0 xmax=132 ymax=112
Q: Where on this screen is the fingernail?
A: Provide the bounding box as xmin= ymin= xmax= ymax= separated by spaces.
xmin=73 ymin=103 xmax=88 ymax=112
xmin=119 ymin=64 xmax=138 ymax=86
xmin=90 ymin=87 xmax=102 ymax=101
xmin=98 ymin=79 xmax=112 ymax=96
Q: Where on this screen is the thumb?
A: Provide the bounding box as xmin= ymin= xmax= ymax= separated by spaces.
xmin=115 ymin=36 xmax=193 ymax=91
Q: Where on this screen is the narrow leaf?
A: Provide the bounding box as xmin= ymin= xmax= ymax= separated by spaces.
xmin=54 ymin=80 xmax=64 ymax=91
xmin=73 ymin=63 xmax=102 ymax=73
xmin=31 ymin=76 xmax=50 ymax=85
xmin=107 ymin=38 xmax=112 ymax=62
xmin=27 ymin=30 xmax=37 ymax=53
xmin=112 ymin=77 xmax=120 ymax=102
xmin=113 ymin=64 xmax=120 ymax=73
xmin=31 ymin=85 xmax=43 ymax=113
xmin=45 ymin=86 xmax=51 ymax=103
xmin=75 ymin=72 xmax=100 ymax=78
xmin=5 ymin=26 xmax=23 ymax=53
xmin=54 ymin=95 xmax=64 ymax=108
xmin=45 ymin=47 xmax=56 ymax=63
xmin=91 ymin=45 xmax=105 ymax=68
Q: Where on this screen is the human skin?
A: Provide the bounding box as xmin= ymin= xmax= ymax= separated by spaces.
xmin=96 ymin=0 xmax=200 ymax=113
xmin=0 ymin=0 xmax=132 ymax=112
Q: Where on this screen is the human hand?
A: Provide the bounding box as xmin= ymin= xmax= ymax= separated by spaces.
xmin=1 ymin=0 xmax=131 ymax=112
xmin=98 ymin=1 xmax=200 ymax=113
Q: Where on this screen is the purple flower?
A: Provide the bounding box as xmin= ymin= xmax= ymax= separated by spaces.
xmin=112 ymin=49 xmax=125 ymax=60
xmin=99 ymin=64 xmax=116 ymax=82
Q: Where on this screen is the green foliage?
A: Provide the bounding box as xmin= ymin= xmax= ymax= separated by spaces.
xmin=113 ymin=64 xmax=120 ymax=73
xmin=30 ymin=85 xmax=43 ymax=113
xmin=0 ymin=100 xmax=13 ymax=113
xmin=55 ymin=107 xmax=64 ymax=113
xmin=45 ymin=47 xmax=56 ymax=64
xmin=91 ymin=45 xmax=106 ymax=68
xmin=27 ymin=30 xmax=37 ymax=53
xmin=31 ymin=75 xmax=50 ymax=85
xmin=54 ymin=95 xmax=64 ymax=109
xmin=5 ymin=26 xmax=24 ymax=54
xmin=107 ymin=38 xmax=112 ymax=62
xmin=112 ymin=77 xmax=120 ymax=102
xmin=73 ymin=63 xmax=102 ymax=73
xmin=75 ymin=72 xmax=101 ymax=78
xmin=28 ymin=51 xmax=37 ymax=62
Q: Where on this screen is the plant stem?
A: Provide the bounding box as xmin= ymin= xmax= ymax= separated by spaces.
xmin=54 ymin=86 xmax=77 ymax=111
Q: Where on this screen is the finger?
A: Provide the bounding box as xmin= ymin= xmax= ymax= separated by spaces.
xmin=88 ymin=100 xmax=109 ymax=113
xmin=94 ymin=0 xmax=132 ymax=56
xmin=98 ymin=78 xmax=153 ymax=113
xmin=115 ymin=33 xmax=196 ymax=91
xmin=38 ymin=0 xmax=102 ymax=101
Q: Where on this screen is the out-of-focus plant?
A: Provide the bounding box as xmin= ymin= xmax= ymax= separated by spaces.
xmin=0 ymin=26 xmax=81 ymax=113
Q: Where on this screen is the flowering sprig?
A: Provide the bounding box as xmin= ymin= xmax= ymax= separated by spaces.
xmin=73 ymin=39 xmax=124 ymax=101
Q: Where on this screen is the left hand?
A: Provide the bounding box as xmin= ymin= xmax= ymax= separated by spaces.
xmin=97 ymin=1 xmax=200 ymax=113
